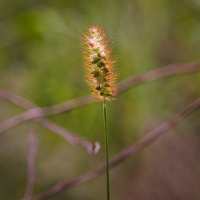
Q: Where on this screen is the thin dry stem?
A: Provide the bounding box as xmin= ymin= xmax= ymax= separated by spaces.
xmin=35 ymin=97 xmax=200 ymax=199
xmin=0 ymin=91 xmax=99 ymax=155
xmin=0 ymin=63 xmax=199 ymax=135
xmin=0 ymin=62 xmax=199 ymax=199
xmin=23 ymin=130 xmax=38 ymax=200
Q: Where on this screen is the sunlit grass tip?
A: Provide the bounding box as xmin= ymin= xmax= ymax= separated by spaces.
xmin=83 ymin=25 xmax=117 ymax=101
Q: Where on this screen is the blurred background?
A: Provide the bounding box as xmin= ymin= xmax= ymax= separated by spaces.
xmin=0 ymin=0 xmax=200 ymax=199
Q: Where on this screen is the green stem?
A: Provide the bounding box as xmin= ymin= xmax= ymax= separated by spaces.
xmin=103 ymin=99 xmax=110 ymax=200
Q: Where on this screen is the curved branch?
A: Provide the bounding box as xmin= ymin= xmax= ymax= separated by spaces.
xmin=0 ymin=91 xmax=100 ymax=155
xmin=35 ymin=97 xmax=200 ymax=199
xmin=118 ymin=62 xmax=200 ymax=93
xmin=0 ymin=63 xmax=199 ymax=135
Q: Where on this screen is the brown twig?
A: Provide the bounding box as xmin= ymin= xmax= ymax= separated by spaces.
xmin=118 ymin=62 xmax=200 ymax=93
xmin=23 ymin=130 xmax=38 ymax=200
xmin=0 ymin=91 xmax=100 ymax=155
xmin=0 ymin=63 xmax=199 ymax=199
xmin=0 ymin=63 xmax=199 ymax=134
xmin=35 ymin=97 xmax=200 ymax=199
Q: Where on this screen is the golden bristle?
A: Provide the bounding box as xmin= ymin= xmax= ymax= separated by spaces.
xmin=82 ymin=26 xmax=117 ymax=101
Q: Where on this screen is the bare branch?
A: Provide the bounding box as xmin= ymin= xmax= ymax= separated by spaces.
xmin=30 ymin=63 xmax=200 ymax=116
xmin=118 ymin=62 xmax=200 ymax=93
xmin=0 ymin=91 xmax=100 ymax=155
xmin=35 ymin=97 xmax=200 ymax=199
xmin=23 ymin=130 xmax=38 ymax=200
xmin=0 ymin=62 xmax=199 ymax=152
xmin=0 ymin=63 xmax=199 ymax=133
xmin=40 ymin=119 xmax=100 ymax=155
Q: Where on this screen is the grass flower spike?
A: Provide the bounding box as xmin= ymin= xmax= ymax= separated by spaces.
xmin=83 ymin=26 xmax=117 ymax=200
xmin=83 ymin=26 xmax=117 ymax=101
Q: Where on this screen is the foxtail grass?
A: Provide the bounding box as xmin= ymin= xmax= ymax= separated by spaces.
xmin=82 ymin=25 xmax=117 ymax=200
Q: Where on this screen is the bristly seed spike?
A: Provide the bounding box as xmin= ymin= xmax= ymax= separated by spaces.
xmin=83 ymin=25 xmax=117 ymax=101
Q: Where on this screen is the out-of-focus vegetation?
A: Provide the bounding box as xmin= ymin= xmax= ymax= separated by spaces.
xmin=0 ymin=0 xmax=200 ymax=199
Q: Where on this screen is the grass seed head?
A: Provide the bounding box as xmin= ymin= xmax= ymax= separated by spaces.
xmin=83 ymin=26 xmax=117 ymax=101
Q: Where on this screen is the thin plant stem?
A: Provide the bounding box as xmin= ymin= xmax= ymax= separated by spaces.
xmin=103 ymin=99 xmax=110 ymax=200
